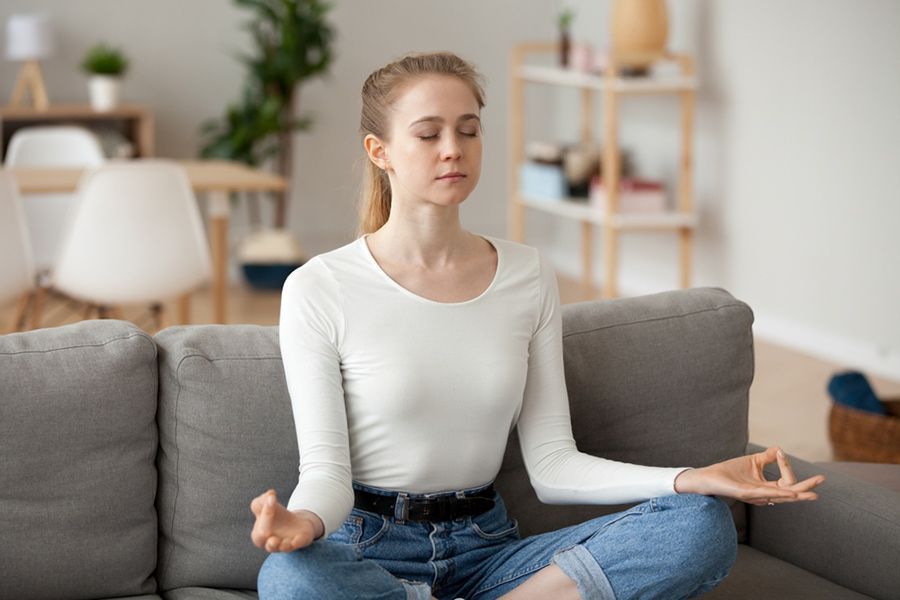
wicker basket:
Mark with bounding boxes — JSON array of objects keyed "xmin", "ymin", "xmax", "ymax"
[{"xmin": 829, "ymin": 397, "xmax": 900, "ymax": 463}]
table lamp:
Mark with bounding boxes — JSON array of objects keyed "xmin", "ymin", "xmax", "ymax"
[{"xmin": 6, "ymin": 13, "xmax": 55, "ymax": 111}]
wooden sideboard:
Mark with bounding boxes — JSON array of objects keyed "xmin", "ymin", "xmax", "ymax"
[{"xmin": 0, "ymin": 103, "xmax": 154, "ymax": 160}]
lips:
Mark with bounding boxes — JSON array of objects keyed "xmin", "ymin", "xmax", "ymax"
[{"xmin": 438, "ymin": 172, "xmax": 465, "ymax": 179}]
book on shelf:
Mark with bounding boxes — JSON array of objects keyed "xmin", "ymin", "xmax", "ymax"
[{"xmin": 589, "ymin": 176, "xmax": 667, "ymax": 213}]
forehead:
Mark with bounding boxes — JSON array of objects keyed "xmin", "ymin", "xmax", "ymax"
[{"xmin": 392, "ymin": 75, "xmax": 479, "ymax": 123}]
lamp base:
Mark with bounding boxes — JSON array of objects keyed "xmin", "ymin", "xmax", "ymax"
[{"xmin": 9, "ymin": 60, "xmax": 50, "ymax": 111}]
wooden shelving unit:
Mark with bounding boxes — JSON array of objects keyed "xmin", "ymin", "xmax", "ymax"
[
  {"xmin": 508, "ymin": 42, "xmax": 697, "ymax": 299},
  {"xmin": 0, "ymin": 103, "xmax": 155, "ymax": 161}
]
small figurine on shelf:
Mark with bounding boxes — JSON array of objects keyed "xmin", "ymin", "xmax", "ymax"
[{"xmin": 557, "ymin": 7, "xmax": 575, "ymax": 68}]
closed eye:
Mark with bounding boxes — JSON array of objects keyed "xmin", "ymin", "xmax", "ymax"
[{"xmin": 419, "ymin": 132, "xmax": 479, "ymax": 140}]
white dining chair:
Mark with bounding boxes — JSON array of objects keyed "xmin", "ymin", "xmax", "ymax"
[
  {"xmin": 51, "ymin": 160, "xmax": 212, "ymax": 330},
  {"xmin": 0, "ymin": 169, "xmax": 37, "ymax": 332},
  {"xmin": 4, "ymin": 126, "xmax": 106, "ymax": 275}
]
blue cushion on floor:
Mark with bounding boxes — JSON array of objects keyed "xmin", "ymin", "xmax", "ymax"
[{"xmin": 827, "ymin": 371, "xmax": 888, "ymax": 415}]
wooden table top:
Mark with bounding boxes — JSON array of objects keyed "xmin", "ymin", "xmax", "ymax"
[{"xmin": 7, "ymin": 159, "xmax": 288, "ymax": 194}]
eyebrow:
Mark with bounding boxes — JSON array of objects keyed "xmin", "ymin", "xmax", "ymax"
[{"xmin": 408, "ymin": 114, "xmax": 481, "ymax": 128}]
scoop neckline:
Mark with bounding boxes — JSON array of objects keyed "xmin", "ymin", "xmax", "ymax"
[{"xmin": 358, "ymin": 233, "xmax": 502, "ymax": 306}]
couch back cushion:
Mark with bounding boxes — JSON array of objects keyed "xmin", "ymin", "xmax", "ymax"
[
  {"xmin": 0, "ymin": 320, "xmax": 158, "ymax": 600},
  {"xmin": 154, "ymin": 324, "xmax": 295, "ymax": 591},
  {"xmin": 495, "ymin": 287, "xmax": 753, "ymax": 542}
]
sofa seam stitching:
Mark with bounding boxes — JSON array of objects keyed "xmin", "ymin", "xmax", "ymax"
[
  {"xmin": 562, "ymin": 303, "xmax": 751, "ymax": 339},
  {"xmin": 0, "ymin": 330, "xmax": 154, "ymax": 356},
  {"xmin": 161, "ymin": 352, "xmax": 188, "ymax": 583}
]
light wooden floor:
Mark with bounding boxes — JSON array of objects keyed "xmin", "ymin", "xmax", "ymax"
[{"xmin": 6, "ymin": 272, "xmax": 899, "ymax": 464}]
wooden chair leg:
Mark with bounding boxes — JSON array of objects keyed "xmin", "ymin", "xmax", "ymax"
[
  {"xmin": 177, "ymin": 294, "xmax": 191, "ymax": 325},
  {"xmin": 10, "ymin": 290, "xmax": 32, "ymax": 332},
  {"xmin": 109, "ymin": 306, "xmax": 125, "ymax": 320},
  {"xmin": 150, "ymin": 303, "xmax": 168, "ymax": 333},
  {"xmin": 82, "ymin": 303, "xmax": 96, "ymax": 321},
  {"xmin": 30, "ymin": 286, "xmax": 47, "ymax": 330}
]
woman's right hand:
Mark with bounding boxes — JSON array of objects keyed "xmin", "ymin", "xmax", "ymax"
[{"xmin": 250, "ymin": 489, "xmax": 324, "ymax": 552}]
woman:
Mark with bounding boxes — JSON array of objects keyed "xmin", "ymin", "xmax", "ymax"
[{"xmin": 251, "ymin": 51, "xmax": 825, "ymax": 600}]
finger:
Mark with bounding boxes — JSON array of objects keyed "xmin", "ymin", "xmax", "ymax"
[
  {"xmin": 279, "ymin": 537, "xmax": 295, "ymax": 552},
  {"xmin": 775, "ymin": 448, "xmax": 798, "ymax": 486},
  {"xmin": 782, "ymin": 475, "xmax": 826, "ymax": 494},
  {"xmin": 250, "ymin": 492, "xmax": 268, "ymax": 516},
  {"xmin": 748, "ymin": 484, "xmax": 798, "ymax": 501},
  {"xmin": 759, "ymin": 446, "xmax": 780, "ymax": 466},
  {"xmin": 265, "ymin": 535, "xmax": 282, "ymax": 553},
  {"xmin": 770, "ymin": 490, "xmax": 819, "ymax": 504}
]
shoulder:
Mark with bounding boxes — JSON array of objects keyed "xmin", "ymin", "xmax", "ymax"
[
  {"xmin": 282, "ymin": 237, "xmax": 361, "ymax": 297},
  {"xmin": 482, "ymin": 234, "xmax": 543, "ymax": 271}
]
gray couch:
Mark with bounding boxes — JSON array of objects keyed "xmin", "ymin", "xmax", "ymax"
[{"xmin": 1, "ymin": 287, "xmax": 896, "ymax": 600}]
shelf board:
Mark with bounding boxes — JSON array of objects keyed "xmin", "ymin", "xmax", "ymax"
[
  {"xmin": 517, "ymin": 194, "xmax": 697, "ymax": 230},
  {"xmin": 517, "ymin": 64, "xmax": 697, "ymax": 94}
]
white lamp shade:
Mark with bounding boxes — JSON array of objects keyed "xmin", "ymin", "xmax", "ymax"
[{"xmin": 6, "ymin": 13, "xmax": 55, "ymax": 61}]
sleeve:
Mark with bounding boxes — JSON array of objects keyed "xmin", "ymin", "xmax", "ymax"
[
  {"xmin": 516, "ymin": 251, "xmax": 694, "ymax": 505},
  {"xmin": 279, "ymin": 258, "xmax": 355, "ymax": 538}
]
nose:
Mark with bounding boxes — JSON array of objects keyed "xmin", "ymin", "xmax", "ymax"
[{"xmin": 440, "ymin": 134, "xmax": 462, "ymax": 161}]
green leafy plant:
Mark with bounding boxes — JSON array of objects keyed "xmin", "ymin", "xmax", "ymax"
[
  {"xmin": 81, "ymin": 43, "xmax": 129, "ymax": 76},
  {"xmin": 558, "ymin": 8, "xmax": 575, "ymax": 30},
  {"xmin": 199, "ymin": 0, "xmax": 335, "ymax": 178}
]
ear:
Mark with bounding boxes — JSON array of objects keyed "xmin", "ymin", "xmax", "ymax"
[{"xmin": 364, "ymin": 134, "xmax": 390, "ymax": 170}]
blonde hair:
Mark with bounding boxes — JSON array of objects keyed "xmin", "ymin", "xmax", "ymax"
[{"xmin": 356, "ymin": 51, "xmax": 487, "ymax": 236}]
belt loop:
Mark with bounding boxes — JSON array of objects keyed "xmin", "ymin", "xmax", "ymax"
[{"xmin": 395, "ymin": 492, "xmax": 409, "ymax": 522}]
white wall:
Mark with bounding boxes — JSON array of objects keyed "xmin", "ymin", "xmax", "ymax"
[
  {"xmin": 551, "ymin": 0, "xmax": 900, "ymax": 381},
  {"xmin": 2, "ymin": 1, "xmax": 898, "ymax": 380}
]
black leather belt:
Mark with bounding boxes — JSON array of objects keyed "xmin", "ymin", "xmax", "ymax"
[{"xmin": 353, "ymin": 483, "xmax": 496, "ymax": 522}]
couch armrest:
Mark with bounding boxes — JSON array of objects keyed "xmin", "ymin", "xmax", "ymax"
[{"xmin": 745, "ymin": 442, "xmax": 900, "ymax": 600}]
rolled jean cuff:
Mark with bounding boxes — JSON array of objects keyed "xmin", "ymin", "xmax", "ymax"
[
  {"xmin": 400, "ymin": 578, "xmax": 432, "ymax": 600},
  {"xmin": 551, "ymin": 543, "xmax": 617, "ymax": 600}
]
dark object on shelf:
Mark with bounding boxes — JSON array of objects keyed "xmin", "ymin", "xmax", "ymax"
[
  {"xmin": 242, "ymin": 263, "xmax": 303, "ymax": 290},
  {"xmin": 827, "ymin": 371, "xmax": 888, "ymax": 415},
  {"xmin": 558, "ymin": 8, "xmax": 574, "ymax": 68},
  {"xmin": 566, "ymin": 181, "xmax": 591, "ymax": 199}
]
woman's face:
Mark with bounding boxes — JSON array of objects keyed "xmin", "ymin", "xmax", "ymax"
[{"xmin": 366, "ymin": 74, "xmax": 483, "ymax": 208}]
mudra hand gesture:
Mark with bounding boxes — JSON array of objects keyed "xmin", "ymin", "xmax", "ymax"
[
  {"xmin": 674, "ymin": 446, "xmax": 826, "ymax": 506},
  {"xmin": 250, "ymin": 489, "xmax": 325, "ymax": 553}
]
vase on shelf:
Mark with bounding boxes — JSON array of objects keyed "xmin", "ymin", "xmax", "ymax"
[
  {"xmin": 88, "ymin": 75, "xmax": 121, "ymax": 111},
  {"xmin": 610, "ymin": 0, "xmax": 669, "ymax": 70}
]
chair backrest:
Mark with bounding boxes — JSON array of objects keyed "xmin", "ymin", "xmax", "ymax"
[
  {"xmin": 52, "ymin": 160, "xmax": 212, "ymax": 304},
  {"xmin": 5, "ymin": 126, "xmax": 106, "ymax": 167},
  {"xmin": 5, "ymin": 126, "xmax": 107, "ymax": 272},
  {"xmin": 0, "ymin": 169, "xmax": 35, "ymax": 305}
]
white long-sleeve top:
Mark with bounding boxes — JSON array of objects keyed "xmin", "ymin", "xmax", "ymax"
[{"xmin": 279, "ymin": 233, "xmax": 692, "ymax": 538}]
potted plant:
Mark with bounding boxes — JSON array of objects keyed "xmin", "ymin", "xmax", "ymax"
[
  {"xmin": 199, "ymin": 0, "xmax": 335, "ymax": 290},
  {"xmin": 81, "ymin": 42, "xmax": 129, "ymax": 111},
  {"xmin": 558, "ymin": 8, "xmax": 575, "ymax": 67}
]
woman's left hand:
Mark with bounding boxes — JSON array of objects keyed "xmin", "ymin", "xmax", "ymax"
[{"xmin": 674, "ymin": 446, "xmax": 826, "ymax": 505}]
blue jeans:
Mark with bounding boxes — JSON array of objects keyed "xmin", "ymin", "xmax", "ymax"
[{"xmin": 258, "ymin": 479, "xmax": 737, "ymax": 600}]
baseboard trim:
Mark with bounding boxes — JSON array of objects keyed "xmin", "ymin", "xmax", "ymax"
[{"xmin": 548, "ymin": 256, "xmax": 900, "ymax": 384}]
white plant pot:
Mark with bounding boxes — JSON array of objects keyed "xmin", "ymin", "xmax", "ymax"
[{"xmin": 88, "ymin": 75, "xmax": 121, "ymax": 111}]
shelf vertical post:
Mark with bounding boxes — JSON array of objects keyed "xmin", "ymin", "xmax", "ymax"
[
  {"xmin": 676, "ymin": 53, "xmax": 695, "ymax": 289},
  {"xmin": 602, "ymin": 58, "xmax": 622, "ymax": 299},
  {"xmin": 579, "ymin": 86, "xmax": 594, "ymax": 298},
  {"xmin": 509, "ymin": 44, "xmax": 526, "ymax": 242}
]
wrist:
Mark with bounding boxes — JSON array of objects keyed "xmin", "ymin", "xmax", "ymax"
[
  {"xmin": 674, "ymin": 467, "xmax": 703, "ymax": 495},
  {"xmin": 291, "ymin": 509, "xmax": 325, "ymax": 540}
]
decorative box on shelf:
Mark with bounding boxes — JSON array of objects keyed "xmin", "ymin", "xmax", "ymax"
[
  {"xmin": 589, "ymin": 176, "xmax": 666, "ymax": 213},
  {"xmin": 518, "ymin": 161, "xmax": 566, "ymax": 201}
]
